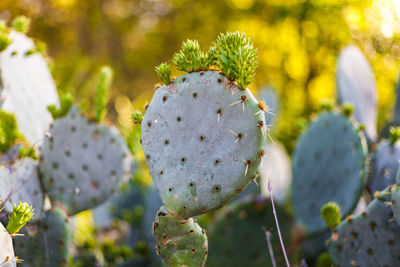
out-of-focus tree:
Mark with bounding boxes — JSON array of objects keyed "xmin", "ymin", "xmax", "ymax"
[{"xmin": 0, "ymin": 0, "xmax": 399, "ymax": 152}]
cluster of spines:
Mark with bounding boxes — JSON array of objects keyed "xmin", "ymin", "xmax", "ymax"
[{"xmin": 154, "ymin": 32, "xmax": 258, "ymax": 90}]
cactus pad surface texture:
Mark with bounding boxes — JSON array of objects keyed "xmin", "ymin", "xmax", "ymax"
[
  {"xmin": 0, "ymin": 31, "xmax": 59, "ymax": 144},
  {"xmin": 329, "ymin": 186, "xmax": 400, "ymax": 267},
  {"xmin": 39, "ymin": 114, "xmax": 132, "ymax": 215},
  {"xmin": 153, "ymin": 206, "xmax": 208, "ymax": 267},
  {"xmin": 141, "ymin": 71, "xmax": 266, "ymax": 218},
  {"xmin": 0, "ymin": 222, "xmax": 16, "ymax": 267},
  {"xmin": 292, "ymin": 110, "xmax": 367, "ymax": 234}
]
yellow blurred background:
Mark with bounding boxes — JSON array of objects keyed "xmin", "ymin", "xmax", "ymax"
[{"xmin": 1, "ymin": 0, "xmax": 400, "ymax": 152}]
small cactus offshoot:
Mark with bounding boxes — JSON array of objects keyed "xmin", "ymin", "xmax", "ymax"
[
  {"xmin": 131, "ymin": 111, "xmax": 143, "ymax": 124},
  {"xmin": 6, "ymin": 202, "xmax": 34, "ymax": 235},
  {"xmin": 342, "ymin": 103, "xmax": 354, "ymax": 117},
  {"xmin": 390, "ymin": 127, "xmax": 400, "ymax": 146},
  {"xmin": 155, "ymin": 62, "xmax": 172, "ymax": 85},
  {"xmin": 321, "ymin": 202, "xmax": 341, "ymax": 229},
  {"xmin": 318, "ymin": 99, "xmax": 334, "ymax": 112},
  {"xmin": 94, "ymin": 66, "xmax": 114, "ymax": 123},
  {"xmin": 12, "ymin": 16, "xmax": 31, "ymax": 34},
  {"xmin": 47, "ymin": 92, "xmax": 74, "ymax": 120},
  {"xmin": 214, "ymin": 32, "xmax": 258, "ymax": 89},
  {"xmin": 172, "ymin": 39, "xmax": 211, "ymax": 72}
]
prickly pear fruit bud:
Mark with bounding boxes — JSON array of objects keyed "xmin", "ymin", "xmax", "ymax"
[
  {"xmin": 153, "ymin": 206, "xmax": 208, "ymax": 267},
  {"xmin": 320, "ymin": 202, "xmax": 341, "ymax": 229},
  {"xmin": 6, "ymin": 202, "xmax": 34, "ymax": 235}
]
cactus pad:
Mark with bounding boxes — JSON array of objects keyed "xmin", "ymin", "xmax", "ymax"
[
  {"xmin": 0, "ymin": 158, "xmax": 44, "ymax": 218},
  {"xmin": 329, "ymin": 186, "xmax": 400, "ymax": 266},
  {"xmin": 292, "ymin": 111, "xmax": 367, "ymax": 234},
  {"xmin": 39, "ymin": 114, "xmax": 132, "ymax": 215},
  {"xmin": 336, "ymin": 45, "xmax": 377, "ymax": 142},
  {"xmin": 368, "ymin": 140, "xmax": 400, "ymax": 194},
  {"xmin": 14, "ymin": 208, "xmax": 71, "ymax": 266},
  {"xmin": 0, "ymin": 222, "xmax": 15, "ymax": 267},
  {"xmin": 153, "ymin": 206, "xmax": 208, "ymax": 267},
  {"xmin": 141, "ymin": 71, "xmax": 266, "ymax": 218},
  {"xmin": 0, "ymin": 31, "xmax": 59, "ymax": 144},
  {"xmin": 207, "ymin": 196, "xmax": 295, "ymax": 267}
]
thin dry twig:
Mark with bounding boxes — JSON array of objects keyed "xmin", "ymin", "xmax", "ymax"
[{"xmin": 262, "ymin": 227, "xmax": 277, "ymax": 267}]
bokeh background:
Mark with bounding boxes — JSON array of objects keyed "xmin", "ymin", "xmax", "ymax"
[{"xmin": 2, "ymin": 0, "xmax": 400, "ymax": 154}]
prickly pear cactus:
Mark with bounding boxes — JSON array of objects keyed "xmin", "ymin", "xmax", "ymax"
[
  {"xmin": 0, "ymin": 31, "xmax": 59, "ymax": 144},
  {"xmin": 329, "ymin": 186, "xmax": 400, "ymax": 267},
  {"xmin": 0, "ymin": 158, "xmax": 44, "ymax": 218},
  {"xmin": 368, "ymin": 131, "xmax": 400, "ymax": 194},
  {"xmin": 391, "ymin": 167, "xmax": 400, "ymax": 225},
  {"xmin": 142, "ymin": 71, "xmax": 266, "ymax": 218},
  {"xmin": 336, "ymin": 45, "xmax": 377, "ymax": 142},
  {"xmin": 292, "ymin": 110, "xmax": 367, "ymax": 234},
  {"xmin": 207, "ymin": 196, "xmax": 295, "ymax": 267},
  {"xmin": 0, "ymin": 222, "xmax": 16, "ymax": 267},
  {"xmin": 13, "ymin": 208, "xmax": 71, "ymax": 266},
  {"xmin": 39, "ymin": 114, "xmax": 132, "ymax": 215},
  {"xmin": 259, "ymin": 142, "xmax": 291, "ymax": 204},
  {"xmin": 153, "ymin": 206, "xmax": 208, "ymax": 267}
]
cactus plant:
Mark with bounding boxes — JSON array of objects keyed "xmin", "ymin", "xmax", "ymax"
[
  {"xmin": 328, "ymin": 186, "xmax": 400, "ymax": 266},
  {"xmin": 207, "ymin": 196, "xmax": 295, "ymax": 267},
  {"xmin": 391, "ymin": 166, "xmax": 400, "ymax": 226},
  {"xmin": 292, "ymin": 109, "xmax": 367, "ymax": 234},
  {"xmin": 39, "ymin": 114, "xmax": 132, "ymax": 215},
  {"xmin": 0, "ymin": 30, "xmax": 59, "ymax": 144},
  {"xmin": 153, "ymin": 206, "xmax": 208, "ymax": 267},
  {"xmin": 336, "ymin": 45, "xmax": 377, "ymax": 142},
  {"xmin": 13, "ymin": 208, "xmax": 71, "ymax": 266},
  {"xmin": 367, "ymin": 127, "xmax": 400, "ymax": 194}
]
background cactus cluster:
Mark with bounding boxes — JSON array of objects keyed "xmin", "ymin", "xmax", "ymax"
[{"xmin": 2, "ymin": 11, "xmax": 400, "ymax": 267}]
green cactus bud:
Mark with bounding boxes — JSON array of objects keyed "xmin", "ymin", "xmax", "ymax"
[
  {"xmin": 172, "ymin": 39, "xmax": 212, "ymax": 72},
  {"xmin": 320, "ymin": 202, "xmax": 341, "ymax": 229},
  {"xmin": 155, "ymin": 62, "xmax": 172, "ymax": 85},
  {"xmin": 214, "ymin": 32, "xmax": 257, "ymax": 89},
  {"xmin": 12, "ymin": 16, "xmax": 31, "ymax": 34},
  {"xmin": 94, "ymin": 66, "xmax": 113, "ymax": 123},
  {"xmin": 0, "ymin": 33, "xmax": 11, "ymax": 52},
  {"xmin": 6, "ymin": 202, "xmax": 34, "ymax": 235},
  {"xmin": 390, "ymin": 126, "xmax": 400, "ymax": 146},
  {"xmin": 316, "ymin": 251, "xmax": 333, "ymax": 267},
  {"xmin": 131, "ymin": 111, "xmax": 144, "ymax": 124},
  {"xmin": 318, "ymin": 99, "xmax": 334, "ymax": 112},
  {"xmin": 18, "ymin": 145, "xmax": 37, "ymax": 160},
  {"xmin": 342, "ymin": 103, "xmax": 354, "ymax": 117}
]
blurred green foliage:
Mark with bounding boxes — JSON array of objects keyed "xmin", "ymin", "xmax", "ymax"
[{"xmin": 1, "ymin": 0, "xmax": 399, "ymax": 153}]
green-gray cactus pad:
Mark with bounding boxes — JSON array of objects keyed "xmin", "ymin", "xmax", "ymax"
[
  {"xmin": 141, "ymin": 71, "xmax": 266, "ymax": 218},
  {"xmin": 39, "ymin": 114, "xmax": 132, "ymax": 215},
  {"xmin": 0, "ymin": 31, "xmax": 59, "ymax": 144},
  {"xmin": 207, "ymin": 196, "xmax": 295, "ymax": 267},
  {"xmin": 0, "ymin": 222, "xmax": 16, "ymax": 267},
  {"xmin": 292, "ymin": 111, "xmax": 367, "ymax": 234},
  {"xmin": 153, "ymin": 206, "xmax": 208, "ymax": 267},
  {"xmin": 368, "ymin": 140, "xmax": 400, "ymax": 194},
  {"xmin": 0, "ymin": 158, "xmax": 44, "ymax": 218},
  {"xmin": 391, "ymin": 168, "xmax": 400, "ymax": 226},
  {"xmin": 329, "ymin": 186, "xmax": 400, "ymax": 267},
  {"xmin": 14, "ymin": 208, "xmax": 71, "ymax": 266}
]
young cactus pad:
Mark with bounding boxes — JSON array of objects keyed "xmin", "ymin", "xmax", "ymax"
[
  {"xmin": 336, "ymin": 45, "xmax": 377, "ymax": 142},
  {"xmin": 39, "ymin": 114, "xmax": 132, "ymax": 215},
  {"xmin": 141, "ymin": 71, "xmax": 267, "ymax": 218},
  {"xmin": 329, "ymin": 187, "xmax": 400, "ymax": 266},
  {"xmin": 153, "ymin": 206, "xmax": 208, "ymax": 267},
  {"xmin": 292, "ymin": 111, "xmax": 367, "ymax": 234},
  {"xmin": 13, "ymin": 208, "xmax": 71, "ymax": 266},
  {"xmin": 367, "ymin": 137, "xmax": 400, "ymax": 194},
  {"xmin": 0, "ymin": 222, "xmax": 16, "ymax": 267},
  {"xmin": 0, "ymin": 158, "xmax": 44, "ymax": 218},
  {"xmin": 0, "ymin": 31, "xmax": 59, "ymax": 144},
  {"xmin": 207, "ymin": 196, "xmax": 295, "ymax": 267}
]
